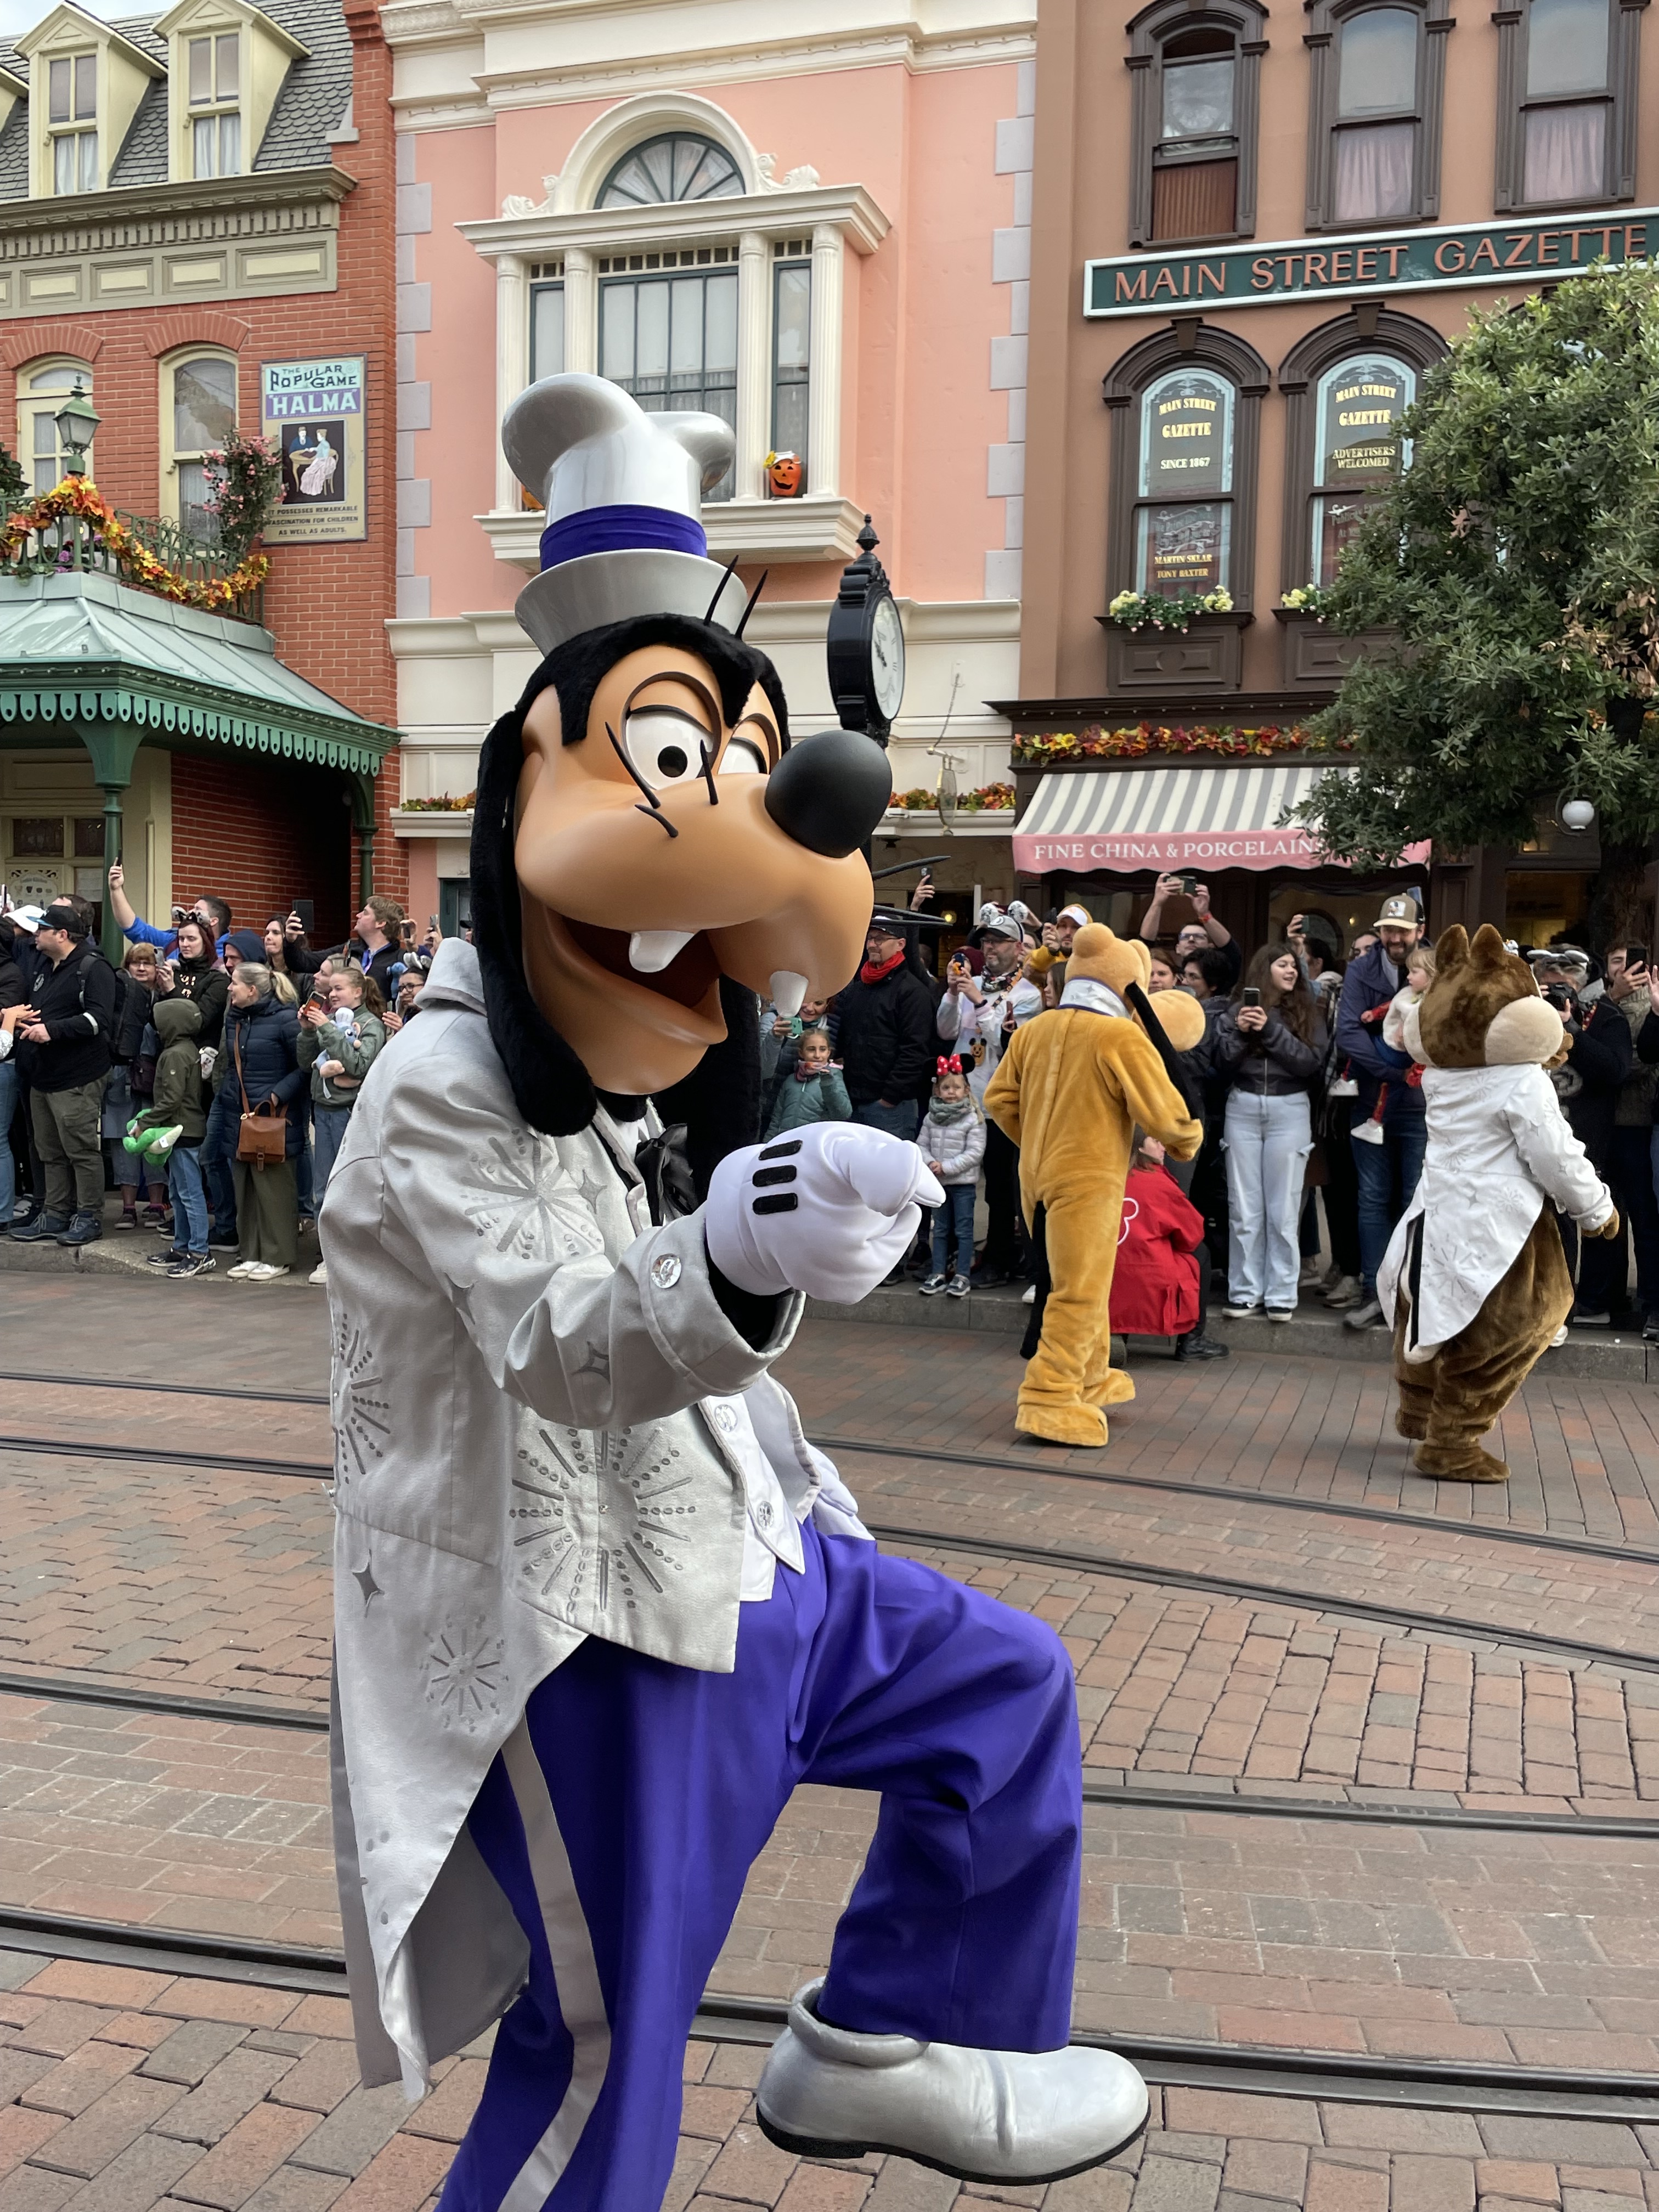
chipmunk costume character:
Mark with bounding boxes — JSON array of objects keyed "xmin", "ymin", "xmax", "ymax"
[
  {"xmin": 985, "ymin": 926, "xmax": 1204, "ymax": 1448},
  {"xmin": 322, "ymin": 376, "xmax": 1148, "ymax": 2212},
  {"xmin": 1379, "ymin": 924, "xmax": 1617, "ymax": 1482}
]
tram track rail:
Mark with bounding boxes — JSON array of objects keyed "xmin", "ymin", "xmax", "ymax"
[
  {"xmin": 0, "ymin": 1906, "xmax": 1656, "ymax": 2120},
  {"xmin": 9, "ymin": 1367, "xmax": 1659, "ymax": 1578},
  {"xmin": 9, "ymin": 1662, "xmax": 1659, "ymax": 1840}
]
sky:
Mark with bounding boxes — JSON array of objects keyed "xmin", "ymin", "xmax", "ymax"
[{"xmin": 0, "ymin": 0, "xmax": 133, "ymax": 48}]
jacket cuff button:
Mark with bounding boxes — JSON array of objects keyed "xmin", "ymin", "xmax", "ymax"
[{"xmin": 650, "ymin": 1254, "xmax": 682, "ymax": 1289}]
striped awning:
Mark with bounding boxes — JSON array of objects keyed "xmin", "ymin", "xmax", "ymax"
[{"xmin": 1012, "ymin": 759, "xmax": 1427, "ymax": 875}]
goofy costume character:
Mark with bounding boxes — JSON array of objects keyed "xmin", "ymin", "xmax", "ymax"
[{"xmin": 323, "ymin": 375, "xmax": 1148, "ymax": 2212}]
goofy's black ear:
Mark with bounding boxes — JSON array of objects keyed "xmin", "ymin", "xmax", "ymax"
[{"xmin": 469, "ymin": 704, "xmax": 598, "ymax": 1136}]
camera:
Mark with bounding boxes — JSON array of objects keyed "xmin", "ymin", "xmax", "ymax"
[{"xmin": 1542, "ymin": 981, "xmax": 1576, "ymax": 1014}]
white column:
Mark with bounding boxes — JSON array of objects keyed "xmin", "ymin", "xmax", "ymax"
[
  {"xmin": 493, "ymin": 253, "xmax": 528, "ymax": 512},
  {"xmin": 564, "ymin": 246, "xmax": 597, "ymax": 376},
  {"xmin": 808, "ymin": 222, "xmax": 844, "ymax": 498},
  {"xmin": 735, "ymin": 228, "xmax": 771, "ymax": 504}
]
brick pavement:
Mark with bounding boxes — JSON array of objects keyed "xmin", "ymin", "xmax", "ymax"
[{"xmin": 7, "ymin": 1953, "xmax": 1659, "ymax": 2212}]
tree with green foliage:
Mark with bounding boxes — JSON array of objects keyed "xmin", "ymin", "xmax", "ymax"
[{"xmin": 1296, "ymin": 260, "xmax": 1659, "ymax": 949}]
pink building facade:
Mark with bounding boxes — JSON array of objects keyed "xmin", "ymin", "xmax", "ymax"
[{"xmin": 381, "ymin": 0, "xmax": 1037, "ymax": 926}]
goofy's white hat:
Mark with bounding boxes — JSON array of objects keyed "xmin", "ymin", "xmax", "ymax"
[{"xmin": 503, "ymin": 374, "xmax": 748, "ymax": 656}]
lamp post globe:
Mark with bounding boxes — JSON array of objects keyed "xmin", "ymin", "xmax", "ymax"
[{"xmin": 53, "ymin": 381, "xmax": 100, "ymax": 478}]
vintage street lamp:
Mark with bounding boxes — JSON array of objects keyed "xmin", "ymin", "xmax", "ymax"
[
  {"xmin": 1556, "ymin": 792, "xmax": 1596, "ymax": 834},
  {"xmin": 53, "ymin": 381, "xmax": 100, "ymax": 477}
]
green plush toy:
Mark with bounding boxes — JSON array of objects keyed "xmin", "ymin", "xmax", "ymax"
[{"xmin": 122, "ymin": 1116, "xmax": 183, "ymax": 1162}]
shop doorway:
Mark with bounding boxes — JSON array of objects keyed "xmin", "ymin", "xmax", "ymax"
[{"xmin": 1504, "ymin": 870, "xmax": 1592, "ymax": 950}]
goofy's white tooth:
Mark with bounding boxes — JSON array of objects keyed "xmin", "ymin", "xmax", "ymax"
[
  {"xmin": 629, "ymin": 930, "xmax": 695, "ymax": 974},
  {"xmin": 770, "ymin": 969, "xmax": 809, "ymax": 1019}
]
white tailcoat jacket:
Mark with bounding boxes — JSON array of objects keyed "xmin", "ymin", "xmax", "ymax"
[
  {"xmin": 320, "ymin": 940, "xmax": 857, "ymax": 2092},
  {"xmin": 1378, "ymin": 1059, "xmax": 1612, "ymax": 1358}
]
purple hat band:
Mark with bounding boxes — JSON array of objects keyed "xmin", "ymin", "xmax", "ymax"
[{"xmin": 539, "ymin": 504, "xmax": 708, "ymax": 571}]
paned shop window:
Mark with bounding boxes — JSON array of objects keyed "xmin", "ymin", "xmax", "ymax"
[
  {"xmin": 1133, "ymin": 367, "xmax": 1236, "ymax": 595},
  {"xmin": 1126, "ymin": 0, "xmax": 1266, "ymax": 250},
  {"xmin": 771, "ymin": 246, "xmax": 811, "ymax": 468},
  {"xmin": 166, "ymin": 353, "xmax": 238, "ymax": 540},
  {"xmin": 16, "ymin": 360, "xmax": 94, "ymax": 493},
  {"xmin": 1304, "ymin": 0, "xmax": 1451, "ymax": 228},
  {"xmin": 1495, "ymin": 0, "xmax": 1641, "ymax": 208},
  {"xmin": 1310, "ymin": 353, "xmax": 1415, "ymax": 583}
]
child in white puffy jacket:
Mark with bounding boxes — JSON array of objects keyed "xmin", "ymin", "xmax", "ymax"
[{"xmin": 918, "ymin": 1056, "xmax": 988, "ymax": 1297}]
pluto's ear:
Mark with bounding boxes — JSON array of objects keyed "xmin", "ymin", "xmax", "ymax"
[{"xmin": 1434, "ymin": 924, "xmax": 1469, "ymax": 973}]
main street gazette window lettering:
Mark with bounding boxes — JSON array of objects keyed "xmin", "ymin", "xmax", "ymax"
[
  {"xmin": 1311, "ymin": 352, "xmax": 1414, "ymax": 580},
  {"xmin": 1134, "ymin": 367, "xmax": 1235, "ymax": 594}
]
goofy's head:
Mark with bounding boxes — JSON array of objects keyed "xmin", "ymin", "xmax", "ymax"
[{"xmin": 470, "ymin": 376, "xmax": 890, "ymax": 1162}]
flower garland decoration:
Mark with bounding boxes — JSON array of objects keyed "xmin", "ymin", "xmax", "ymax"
[
  {"xmin": 0, "ymin": 479, "xmax": 269, "ymax": 613},
  {"xmin": 1011, "ymin": 722, "xmax": 1345, "ymax": 765},
  {"xmin": 1107, "ymin": 585, "xmax": 1233, "ymax": 630},
  {"xmin": 890, "ymin": 782, "xmax": 1017, "ymax": 812}
]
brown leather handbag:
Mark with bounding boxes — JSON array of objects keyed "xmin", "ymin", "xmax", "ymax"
[{"xmin": 233, "ymin": 1024, "xmax": 287, "ymax": 1168}]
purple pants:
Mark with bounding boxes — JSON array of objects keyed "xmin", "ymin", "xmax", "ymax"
[{"xmin": 435, "ymin": 1523, "xmax": 1082, "ymax": 2212}]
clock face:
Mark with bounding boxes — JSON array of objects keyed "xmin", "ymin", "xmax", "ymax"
[{"xmin": 870, "ymin": 594, "xmax": 906, "ymax": 720}]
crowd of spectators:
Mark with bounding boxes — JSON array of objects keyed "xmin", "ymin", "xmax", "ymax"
[
  {"xmin": 755, "ymin": 870, "xmax": 1658, "ymax": 1355},
  {"xmin": 0, "ymin": 867, "xmax": 445, "ymax": 1279}
]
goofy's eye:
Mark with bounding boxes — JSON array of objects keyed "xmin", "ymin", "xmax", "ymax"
[
  {"xmin": 719, "ymin": 735, "xmax": 768, "ymax": 776},
  {"xmin": 624, "ymin": 710, "xmax": 708, "ymax": 789}
]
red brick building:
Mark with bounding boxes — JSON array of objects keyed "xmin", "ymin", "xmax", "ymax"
[{"xmin": 0, "ymin": 0, "xmax": 400, "ymax": 947}]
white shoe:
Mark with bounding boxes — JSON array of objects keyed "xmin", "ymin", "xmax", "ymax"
[
  {"xmin": 1021, "ymin": 1283, "xmax": 1036, "ymax": 1305},
  {"xmin": 1548, "ymin": 1323, "xmax": 1568, "ymax": 1348},
  {"xmin": 755, "ymin": 1979, "xmax": 1149, "ymax": 2186},
  {"xmin": 309, "ymin": 1261, "xmax": 329, "ymax": 1286},
  {"xmin": 226, "ymin": 1260, "xmax": 257, "ymax": 1279},
  {"xmin": 253, "ymin": 1263, "xmax": 291, "ymax": 1280}
]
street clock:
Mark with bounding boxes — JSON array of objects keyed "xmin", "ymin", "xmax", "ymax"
[{"xmin": 826, "ymin": 516, "xmax": 905, "ymax": 745}]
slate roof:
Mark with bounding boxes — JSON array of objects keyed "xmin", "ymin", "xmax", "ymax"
[{"xmin": 0, "ymin": 0, "xmax": 349, "ymax": 201}]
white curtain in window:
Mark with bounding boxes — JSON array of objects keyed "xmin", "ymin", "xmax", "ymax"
[
  {"xmin": 1522, "ymin": 101, "xmax": 1605, "ymax": 199},
  {"xmin": 1333, "ymin": 120, "xmax": 1415, "ymax": 220}
]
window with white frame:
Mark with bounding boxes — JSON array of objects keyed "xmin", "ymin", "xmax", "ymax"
[
  {"xmin": 598, "ymin": 244, "xmax": 738, "ymax": 498},
  {"xmin": 166, "ymin": 353, "xmax": 238, "ymax": 539},
  {"xmin": 597, "ymin": 132, "xmax": 742, "ymax": 208},
  {"xmin": 530, "ymin": 261, "xmax": 565, "ymax": 381},
  {"xmin": 187, "ymin": 30, "xmax": 240, "ymax": 177},
  {"xmin": 771, "ymin": 240, "xmax": 810, "ymax": 472},
  {"xmin": 46, "ymin": 52, "xmax": 97, "ymax": 193},
  {"xmin": 17, "ymin": 361, "xmax": 94, "ymax": 492}
]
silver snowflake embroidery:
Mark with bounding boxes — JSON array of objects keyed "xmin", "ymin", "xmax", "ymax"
[
  {"xmin": 422, "ymin": 1616, "xmax": 508, "ymax": 1734},
  {"xmin": 510, "ymin": 1425, "xmax": 695, "ymax": 1618},
  {"xmin": 462, "ymin": 1134, "xmax": 602, "ymax": 1263},
  {"xmin": 333, "ymin": 1317, "xmax": 391, "ymax": 1490}
]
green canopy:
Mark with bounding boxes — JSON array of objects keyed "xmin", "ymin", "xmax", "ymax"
[{"xmin": 0, "ymin": 570, "xmax": 399, "ymax": 954}]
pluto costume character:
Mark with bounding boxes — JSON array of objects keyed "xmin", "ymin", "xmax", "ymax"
[
  {"xmin": 321, "ymin": 377, "xmax": 1149, "ymax": 2212},
  {"xmin": 985, "ymin": 926, "xmax": 1204, "ymax": 1447},
  {"xmin": 1378, "ymin": 924, "xmax": 1617, "ymax": 1482}
]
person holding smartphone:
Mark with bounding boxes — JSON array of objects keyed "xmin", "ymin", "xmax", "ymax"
[
  {"xmin": 1137, "ymin": 872, "xmax": 1241, "ymax": 989},
  {"xmin": 1211, "ymin": 944, "xmax": 1328, "ymax": 1319}
]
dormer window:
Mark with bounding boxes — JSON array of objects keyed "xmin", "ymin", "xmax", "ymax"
[
  {"xmin": 188, "ymin": 30, "xmax": 238, "ymax": 175},
  {"xmin": 47, "ymin": 50, "xmax": 97, "ymax": 193}
]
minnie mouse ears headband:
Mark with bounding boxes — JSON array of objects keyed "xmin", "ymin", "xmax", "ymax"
[{"xmin": 935, "ymin": 1056, "xmax": 963, "ymax": 1078}]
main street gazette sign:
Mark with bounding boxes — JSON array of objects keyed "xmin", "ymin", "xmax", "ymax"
[{"xmin": 1084, "ymin": 208, "xmax": 1658, "ymax": 318}]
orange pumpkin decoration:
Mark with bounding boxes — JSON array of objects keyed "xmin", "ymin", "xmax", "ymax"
[{"xmin": 765, "ymin": 450, "xmax": 804, "ymax": 498}]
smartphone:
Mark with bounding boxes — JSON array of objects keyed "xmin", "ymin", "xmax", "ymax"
[
  {"xmin": 290, "ymin": 898, "xmax": 315, "ymax": 933},
  {"xmin": 1242, "ymin": 985, "xmax": 1261, "ymax": 1006},
  {"xmin": 428, "ymin": 914, "xmax": 438, "ymax": 930},
  {"xmin": 1628, "ymin": 949, "xmax": 1649, "ymax": 971},
  {"xmin": 1180, "ymin": 873, "xmax": 1199, "ymax": 896}
]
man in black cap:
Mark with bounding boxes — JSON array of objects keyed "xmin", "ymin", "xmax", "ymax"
[
  {"xmin": 11, "ymin": 901, "xmax": 115, "ymax": 1246},
  {"xmin": 836, "ymin": 908, "xmax": 939, "ymax": 1143}
]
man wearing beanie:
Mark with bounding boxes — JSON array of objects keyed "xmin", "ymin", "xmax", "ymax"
[{"xmin": 12, "ymin": 901, "xmax": 115, "ymax": 1247}]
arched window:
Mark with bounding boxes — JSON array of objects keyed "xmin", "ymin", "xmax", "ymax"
[
  {"xmin": 596, "ymin": 133, "xmax": 743, "ymax": 210},
  {"xmin": 15, "ymin": 360, "xmax": 94, "ymax": 493},
  {"xmin": 1103, "ymin": 323, "xmax": 1268, "ymax": 619},
  {"xmin": 1134, "ymin": 366, "xmax": 1237, "ymax": 595},
  {"xmin": 1309, "ymin": 353, "xmax": 1415, "ymax": 584},
  {"xmin": 1495, "ymin": 0, "xmax": 1641, "ymax": 208},
  {"xmin": 1126, "ymin": 0, "xmax": 1266, "ymax": 249},
  {"xmin": 163, "ymin": 352, "xmax": 238, "ymax": 539},
  {"xmin": 1305, "ymin": 0, "xmax": 1451, "ymax": 228},
  {"xmin": 1277, "ymin": 310, "xmax": 1447, "ymax": 600}
]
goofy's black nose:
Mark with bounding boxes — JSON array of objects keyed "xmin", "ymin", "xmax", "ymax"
[{"xmin": 764, "ymin": 727, "xmax": 893, "ymax": 858}]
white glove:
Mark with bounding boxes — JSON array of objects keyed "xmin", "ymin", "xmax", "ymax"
[{"xmin": 705, "ymin": 1122, "xmax": 944, "ymax": 1304}]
